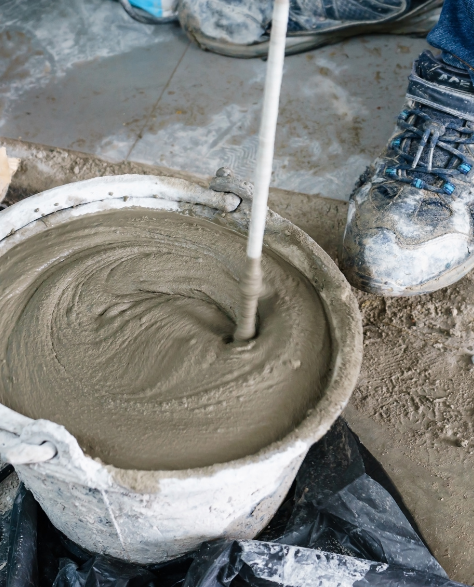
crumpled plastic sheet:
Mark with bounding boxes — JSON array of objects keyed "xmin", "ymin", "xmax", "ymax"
[
  {"xmin": 1, "ymin": 468, "xmax": 37, "ymax": 587},
  {"xmin": 184, "ymin": 540, "xmax": 466, "ymax": 587},
  {"xmin": 0, "ymin": 465, "xmax": 15, "ymax": 587},
  {"xmin": 0, "ymin": 420, "xmax": 468, "ymax": 587}
]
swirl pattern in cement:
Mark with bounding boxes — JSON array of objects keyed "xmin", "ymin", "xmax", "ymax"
[{"xmin": 0, "ymin": 210, "xmax": 330, "ymax": 470}]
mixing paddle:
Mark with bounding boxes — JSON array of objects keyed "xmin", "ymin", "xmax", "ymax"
[{"xmin": 234, "ymin": 0, "xmax": 290, "ymax": 341}]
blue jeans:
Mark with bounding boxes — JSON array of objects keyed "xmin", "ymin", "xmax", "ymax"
[{"xmin": 428, "ymin": 0, "xmax": 474, "ymax": 69}]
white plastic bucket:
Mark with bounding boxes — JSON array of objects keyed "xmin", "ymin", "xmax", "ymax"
[{"xmin": 0, "ymin": 174, "xmax": 362, "ymax": 564}]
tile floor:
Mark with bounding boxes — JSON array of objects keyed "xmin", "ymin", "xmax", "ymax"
[{"xmin": 1, "ymin": 0, "xmax": 430, "ymax": 200}]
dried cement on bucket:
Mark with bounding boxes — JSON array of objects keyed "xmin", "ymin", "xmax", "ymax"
[{"xmin": 0, "ymin": 209, "xmax": 331, "ymax": 471}]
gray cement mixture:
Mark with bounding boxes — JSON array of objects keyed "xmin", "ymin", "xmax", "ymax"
[{"xmin": 0, "ymin": 208, "xmax": 330, "ymax": 471}]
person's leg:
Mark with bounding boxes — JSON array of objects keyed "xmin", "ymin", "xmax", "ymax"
[{"xmin": 427, "ymin": 0, "xmax": 474, "ymax": 71}]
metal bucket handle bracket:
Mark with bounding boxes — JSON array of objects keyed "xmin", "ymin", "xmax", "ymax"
[{"xmin": 209, "ymin": 167, "xmax": 253, "ymax": 204}]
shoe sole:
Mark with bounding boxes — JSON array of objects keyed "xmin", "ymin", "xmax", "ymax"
[
  {"xmin": 344, "ymin": 249, "xmax": 474, "ymax": 297},
  {"xmin": 185, "ymin": 0, "xmax": 442, "ymax": 59}
]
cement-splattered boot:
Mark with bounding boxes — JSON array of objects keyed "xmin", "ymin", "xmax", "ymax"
[
  {"xmin": 341, "ymin": 50, "xmax": 474, "ymax": 296},
  {"xmin": 178, "ymin": 0, "xmax": 442, "ymax": 58}
]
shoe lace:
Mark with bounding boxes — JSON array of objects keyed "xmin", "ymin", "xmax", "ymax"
[{"xmin": 384, "ymin": 108, "xmax": 474, "ymax": 199}]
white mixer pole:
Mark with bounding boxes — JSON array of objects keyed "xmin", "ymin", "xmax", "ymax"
[{"xmin": 234, "ymin": 0, "xmax": 290, "ymax": 342}]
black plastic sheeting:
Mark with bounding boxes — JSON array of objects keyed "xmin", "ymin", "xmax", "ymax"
[{"xmin": 0, "ymin": 419, "xmax": 468, "ymax": 587}]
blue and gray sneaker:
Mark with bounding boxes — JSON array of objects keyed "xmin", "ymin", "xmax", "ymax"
[
  {"xmin": 119, "ymin": 0, "xmax": 178, "ymax": 24},
  {"xmin": 178, "ymin": 0, "xmax": 441, "ymax": 58},
  {"xmin": 341, "ymin": 50, "xmax": 474, "ymax": 296}
]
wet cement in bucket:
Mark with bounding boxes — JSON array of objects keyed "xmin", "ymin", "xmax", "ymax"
[{"xmin": 0, "ymin": 209, "xmax": 331, "ymax": 470}]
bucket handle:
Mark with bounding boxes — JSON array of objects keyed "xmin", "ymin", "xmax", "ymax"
[{"xmin": 0, "ymin": 405, "xmax": 57, "ymax": 465}]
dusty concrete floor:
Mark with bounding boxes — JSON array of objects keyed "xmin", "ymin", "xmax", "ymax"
[{"xmin": 2, "ymin": 137, "xmax": 473, "ymax": 584}]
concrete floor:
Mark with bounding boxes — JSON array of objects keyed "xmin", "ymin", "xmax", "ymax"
[
  {"xmin": 3, "ymin": 0, "xmax": 471, "ymax": 584},
  {"xmin": 1, "ymin": 0, "xmax": 429, "ymax": 201}
]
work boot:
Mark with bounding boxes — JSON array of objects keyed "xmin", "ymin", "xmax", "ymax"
[
  {"xmin": 177, "ymin": 0, "xmax": 442, "ymax": 58},
  {"xmin": 341, "ymin": 50, "xmax": 474, "ymax": 296}
]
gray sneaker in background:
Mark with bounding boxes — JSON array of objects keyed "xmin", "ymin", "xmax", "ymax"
[
  {"xmin": 341, "ymin": 50, "xmax": 474, "ymax": 296},
  {"xmin": 177, "ymin": 0, "xmax": 442, "ymax": 58}
]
